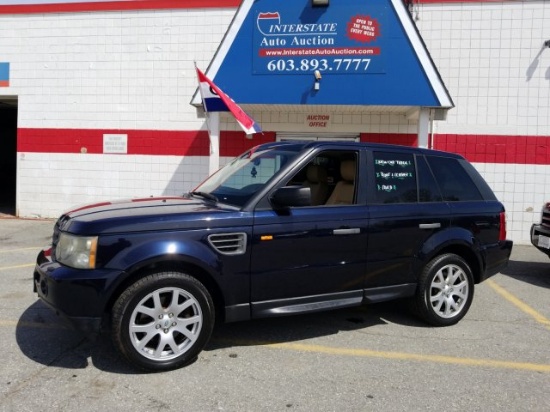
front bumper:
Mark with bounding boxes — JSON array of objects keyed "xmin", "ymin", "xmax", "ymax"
[
  {"xmin": 530, "ymin": 224, "xmax": 550, "ymax": 258},
  {"xmin": 33, "ymin": 248, "xmax": 123, "ymax": 335}
]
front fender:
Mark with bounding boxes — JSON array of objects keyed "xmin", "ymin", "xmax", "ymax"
[
  {"xmin": 99, "ymin": 231, "xmax": 220, "ymax": 274},
  {"xmin": 97, "ymin": 230, "xmax": 252, "ymax": 310}
]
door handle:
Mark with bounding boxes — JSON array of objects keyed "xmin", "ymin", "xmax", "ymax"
[
  {"xmin": 419, "ymin": 223, "xmax": 441, "ymax": 230},
  {"xmin": 333, "ymin": 228, "xmax": 361, "ymax": 235}
]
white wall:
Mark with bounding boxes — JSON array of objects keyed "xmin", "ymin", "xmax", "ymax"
[
  {"xmin": 17, "ymin": 152, "xmax": 209, "ymax": 218},
  {"xmin": 0, "ymin": 9, "xmax": 234, "ymax": 130},
  {"xmin": 415, "ymin": 0, "xmax": 550, "ymax": 244}
]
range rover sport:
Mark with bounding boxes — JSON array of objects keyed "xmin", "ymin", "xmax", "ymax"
[{"xmin": 33, "ymin": 141, "xmax": 513, "ymax": 371}]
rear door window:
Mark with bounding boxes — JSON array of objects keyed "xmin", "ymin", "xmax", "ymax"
[
  {"xmin": 416, "ymin": 155, "xmax": 443, "ymax": 202},
  {"xmin": 373, "ymin": 152, "xmax": 417, "ymax": 204}
]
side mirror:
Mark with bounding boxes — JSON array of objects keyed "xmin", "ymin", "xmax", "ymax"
[{"xmin": 270, "ymin": 186, "xmax": 311, "ymax": 209}]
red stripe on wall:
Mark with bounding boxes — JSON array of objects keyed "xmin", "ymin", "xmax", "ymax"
[
  {"xmin": 0, "ymin": 0, "xmax": 240, "ymax": 15},
  {"xmin": 18, "ymin": 128, "xmax": 210, "ymax": 156},
  {"xmin": 362, "ymin": 133, "xmax": 550, "ymax": 165},
  {"xmin": 17, "ymin": 128, "xmax": 270, "ymax": 158},
  {"xmin": 0, "ymin": 80, "xmax": 9, "ymax": 87},
  {"xmin": 220, "ymin": 131, "xmax": 277, "ymax": 158},
  {"xmin": 433, "ymin": 134, "xmax": 550, "ymax": 165},
  {"xmin": 17, "ymin": 128, "xmax": 550, "ymax": 165},
  {"xmin": 360, "ymin": 133, "xmax": 418, "ymax": 147}
]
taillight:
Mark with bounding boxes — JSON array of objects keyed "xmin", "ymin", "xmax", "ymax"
[{"xmin": 499, "ymin": 212, "xmax": 507, "ymax": 241}]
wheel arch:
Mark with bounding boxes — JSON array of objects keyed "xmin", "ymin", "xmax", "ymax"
[
  {"xmin": 103, "ymin": 256, "xmax": 227, "ymax": 326},
  {"xmin": 428, "ymin": 244, "xmax": 483, "ymax": 283},
  {"xmin": 418, "ymin": 229, "xmax": 485, "ymax": 283}
]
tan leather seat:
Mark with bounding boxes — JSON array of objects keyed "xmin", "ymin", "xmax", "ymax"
[
  {"xmin": 325, "ymin": 160, "xmax": 356, "ymax": 205},
  {"xmin": 304, "ymin": 164, "xmax": 329, "ymax": 206}
]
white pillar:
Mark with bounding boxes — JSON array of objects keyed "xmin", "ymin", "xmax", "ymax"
[
  {"xmin": 207, "ymin": 112, "xmax": 220, "ymax": 175},
  {"xmin": 417, "ymin": 107, "xmax": 430, "ymax": 148}
]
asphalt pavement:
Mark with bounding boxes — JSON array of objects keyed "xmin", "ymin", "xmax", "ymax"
[{"xmin": 0, "ymin": 218, "xmax": 549, "ymax": 412}]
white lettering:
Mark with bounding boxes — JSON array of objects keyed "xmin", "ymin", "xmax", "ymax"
[
  {"xmin": 268, "ymin": 23, "xmax": 337, "ymax": 34},
  {"xmin": 260, "ymin": 37, "xmax": 286, "ymax": 46},
  {"xmin": 290, "ymin": 36, "xmax": 334, "ymax": 46}
]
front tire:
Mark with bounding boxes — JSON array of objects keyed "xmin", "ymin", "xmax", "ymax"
[
  {"xmin": 413, "ymin": 253, "xmax": 474, "ymax": 326},
  {"xmin": 112, "ymin": 272, "xmax": 214, "ymax": 372}
]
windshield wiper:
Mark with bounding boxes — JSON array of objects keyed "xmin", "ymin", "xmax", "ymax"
[{"xmin": 189, "ymin": 191, "xmax": 218, "ymax": 203}]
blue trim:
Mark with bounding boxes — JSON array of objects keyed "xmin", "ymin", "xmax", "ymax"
[
  {"xmin": 0, "ymin": 62, "xmax": 9, "ymax": 81},
  {"xmin": 204, "ymin": 97, "xmax": 229, "ymax": 112}
]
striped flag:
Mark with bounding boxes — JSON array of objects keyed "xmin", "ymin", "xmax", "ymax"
[{"xmin": 196, "ymin": 67, "xmax": 262, "ymax": 135}]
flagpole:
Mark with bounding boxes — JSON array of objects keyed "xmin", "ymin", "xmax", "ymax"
[
  {"xmin": 195, "ymin": 62, "xmax": 221, "ymax": 174},
  {"xmin": 207, "ymin": 111, "xmax": 220, "ymax": 175}
]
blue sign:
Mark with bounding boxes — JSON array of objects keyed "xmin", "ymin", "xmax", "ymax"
[
  {"xmin": 195, "ymin": 0, "xmax": 453, "ymax": 109},
  {"xmin": 253, "ymin": 4, "xmax": 386, "ymax": 75}
]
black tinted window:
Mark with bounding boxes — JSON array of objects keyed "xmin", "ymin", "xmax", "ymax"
[
  {"xmin": 426, "ymin": 156, "xmax": 483, "ymax": 202},
  {"xmin": 373, "ymin": 152, "xmax": 417, "ymax": 204},
  {"xmin": 417, "ymin": 156, "xmax": 442, "ymax": 202}
]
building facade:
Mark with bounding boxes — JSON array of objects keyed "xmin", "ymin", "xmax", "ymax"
[{"xmin": 0, "ymin": 0, "xmax": 548, "ymax": 244}]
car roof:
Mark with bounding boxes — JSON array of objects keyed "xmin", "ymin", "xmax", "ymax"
[{"xmin": 254, "ymin": 140, "xmax": 464, "ymax": 160}]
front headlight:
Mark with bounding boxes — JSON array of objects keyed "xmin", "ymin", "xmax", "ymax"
[{"xmin": 55, "ymin": 233, "xmax": 98, "ymax": 269}]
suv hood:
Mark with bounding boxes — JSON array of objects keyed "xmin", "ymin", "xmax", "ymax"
[{"xmin": 57, "ymin": 196, "xmax": 248, "ymax": 235}]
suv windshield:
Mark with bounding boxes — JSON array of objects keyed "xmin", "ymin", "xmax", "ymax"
[{"xmin": 193, "ymin": 145, "xmax": 303, "ymax": 207}]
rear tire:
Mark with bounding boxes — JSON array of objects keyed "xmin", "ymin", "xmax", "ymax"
[
  {"xmin": 112, "ymin": 272, "xmax": 214, "ymax": 372},
  {"xmin": 413, "ymin": 253, "xmax": 474, "ymax": 326}
]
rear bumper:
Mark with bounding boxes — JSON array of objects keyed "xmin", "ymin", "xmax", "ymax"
[
  {"xmin": 479, "ymin": 239, "xmax": 513, "ymax": 282},
  {"xmin": 530, "ymin": 224, "xmax": 550, "ymax": 258}
]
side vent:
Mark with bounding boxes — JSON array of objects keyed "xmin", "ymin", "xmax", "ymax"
[{"xmin": 207, "ymin": 233, "xmax": 247, "ymax": 255}]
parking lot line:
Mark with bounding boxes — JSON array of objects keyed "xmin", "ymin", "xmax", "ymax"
[
  {"xmin": 0, "ymin": 247, "xmax": 41, "ymax": 254},
  {"xmin": 0, "ymin": 319, "xmax": 67, "ymax": 330},
  {"xmin": 486, "ymin": 278, "xmax": 550, "ymax": 331},
  {"xmin": 0, "ymin": 263, "xmax": 34, "ymax": 271},
  {"xmin": 263, "ymin": 342, "xmax": 550, "ymax": 373}
]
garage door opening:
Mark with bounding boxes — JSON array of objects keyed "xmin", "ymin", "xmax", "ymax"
[{"xmin": 0, "ymin": 97, "xmax": 18, "ymax": 216}]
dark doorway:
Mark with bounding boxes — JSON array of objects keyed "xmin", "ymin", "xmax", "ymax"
[{"xmin": 0, "ymin": 97, "xmax": 17, "ymax": 216}]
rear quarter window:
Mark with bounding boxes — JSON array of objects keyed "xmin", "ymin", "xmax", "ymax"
[{"xmin": 426, "ymin": 156, "xmax": 484, "ymax": 202}]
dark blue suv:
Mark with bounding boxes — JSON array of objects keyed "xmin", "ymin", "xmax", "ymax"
[{"xmin": 34, "ymin": 141, "xmax": 513, "ymax": 371}]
